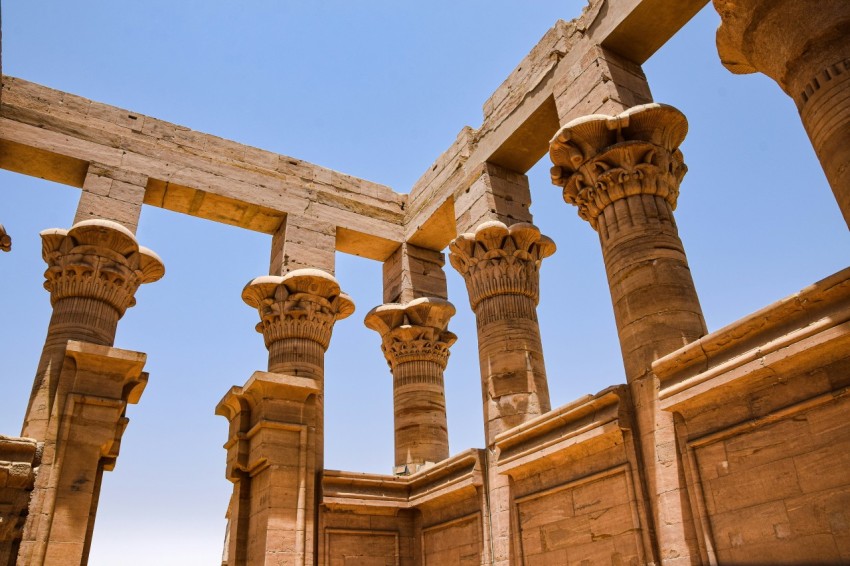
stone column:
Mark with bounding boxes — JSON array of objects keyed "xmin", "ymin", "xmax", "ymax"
[
  {"xmin": 365, "ymin": 298, "xmax": 456, "ymax": 475},
  {"xmin": 550, "ymin": 103, "xmax": 707, "ymax": 564},
  {"xmin": 14, "ymin": 219, "xmax": 162, "ymax": 566},
  {"xmin": 218, "ymin": 269, "xmax": 353, "ymax": 565},
  {"xmin": 21, "ymin": 220, "xmax": 164, "ymax": 440},
  {"xmin": 449, "ymin": 221, "xmax": 555, "ymax": 447},
  {"xmin": 714, "ymin": 0, "xmax": 850, "ymax": 228}
]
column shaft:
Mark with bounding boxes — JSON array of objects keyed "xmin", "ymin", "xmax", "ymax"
[
  {"xmin": 365, "ymin": 298, "xmax": 455, "ymax": 474},
  {"xmin": 715, "ymin": 0, "xmax": 850, "ymax": 228},
  {"xmin": 449, "ymin": 221, "xmax": 555, "ymax": 446},
  {"xmin": 221, "ymin": 269, "xmax": 353, "ymax": 565},
  {"xmin": 551, "ymin": 104, "xmax": 707, "ymax": 564}
]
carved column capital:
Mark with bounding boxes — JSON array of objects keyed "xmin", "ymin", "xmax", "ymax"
[
  {"xmin": 448, "ymin": 221, "xmax": 556, "ymax": 311},
  {"xmin": 550, "ymin": 103, "xmax": 688, "ymax": 230},
  {"xmin": 40, "ymin": 219, "xmax": 165, "ymax": 314},
  {"xmin": 365, "ymin": 298, "xmax": 457, "ymax": 371},
  {"xmin": 714, "ymin": 0, "xmax": 850, "ymax": 103},
  {"xmin": 242, "ymin": 268, "xmax": 355, "ymax": 350}
]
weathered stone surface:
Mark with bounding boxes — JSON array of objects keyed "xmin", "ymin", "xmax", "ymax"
[
  {"xmin": 365, "ymin": 298, "xmax": 456, "ymax": 473},
  {"xmin": 2, "ymin": 1, "xmax": 850, "ymax": 564},
  {"xmin": 714, "ymin": 0, "xmax": 850, "ymax": 229}
]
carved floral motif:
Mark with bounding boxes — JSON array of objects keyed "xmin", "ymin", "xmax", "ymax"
[
  {"xmin": 242, "ymin": 268, "xmax": 355, "ymax": 350},
  {"xmin": 364, "ymin": 298, "xmax": 457, "ymax": 370},
  {"xmin": 448, "ymin": 221, "xmax": 555, "ymax": 310},
  {"xmin": 549, "ymin": 103, "xmax": 688, "ymax": 230},
  {"xmin": 40, "ymin": 220, "xmax": 164, "ymax": 314}
]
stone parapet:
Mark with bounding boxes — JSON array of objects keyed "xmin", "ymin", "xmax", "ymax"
[{"xmin": 0, "ymin": 436, "xmax": 41, "ymax": 566}]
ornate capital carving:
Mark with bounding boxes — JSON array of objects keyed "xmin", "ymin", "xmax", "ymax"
[
  {"xmin": 242, "ymin": 268, "xmax": 355, "ymax": 350},
  {"xmin": 40, "ymin": 219, "xmax": 164, "ymax": 315},
  {"xmin": 449, "ymin": 221, "xmax": 555, "ymax": 311},
  {"xmin": 364, "ymin": 298, "xmax": 457, "ymax": 370},
  {"xmin": 549, "ymin": 104, "xmax": 688, "ymax": 230},
  {"xmin": 714, "ymin": 0, "xmax": 850, "ymax": 99}
]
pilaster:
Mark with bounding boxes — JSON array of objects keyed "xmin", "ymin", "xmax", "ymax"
[
  {"xmin": 714, "ymin": 0, "xmax": 850, "ymax": 229},
  {"xmin": 220, "ymin": 269, "xmax": 353, "ymax": 565},
  {"xmin": 551, "ymin": 103, "xmax": 706, "ymax": 564},
  {"xmin": 16, "ymin": 342, "xmax": 148, "ymax": 566},
  {"xmin": 365, "ymin": 298, "xmax": 456, "ymax": 474}
]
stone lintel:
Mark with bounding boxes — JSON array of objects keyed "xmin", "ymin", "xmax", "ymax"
[
  {"xmin": 656, "ymin": 266, "xmax": 850, "ymax": 419},
  {"xmin": 493, "ymin": 387, "xmax": 629, "ymax": 476}
]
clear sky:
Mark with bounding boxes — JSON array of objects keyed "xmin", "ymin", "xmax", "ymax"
[{"xmin": 1, "ymin": 2, "xmax": 847, "ymax": 564}]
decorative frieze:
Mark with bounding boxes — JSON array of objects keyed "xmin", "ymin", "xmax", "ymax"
[{"xmin": 550, "ymin": 103, "xmax": 688, "ymax": 231}]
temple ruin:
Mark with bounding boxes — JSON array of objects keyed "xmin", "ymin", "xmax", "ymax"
[{"xmin": 2, "ymin": 0, "xmax": 850, "ymax": 564}]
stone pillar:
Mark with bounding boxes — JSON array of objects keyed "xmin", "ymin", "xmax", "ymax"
[
  {"xmin": 449, "ymin": 220, "xmax": 555, "ymax": 447},
  {"xmin": 0, "ymin": 436, "xmax": 40, "ymax": 566},
  {"xmin": 21, "ymin": 220, "xmax": 164, "ymax": 440},
  {"xmin": 74, "ymin": 164, "xmax": 148, "ymax": 234},
  {"xmin": 13, "ymin": 219, "xmax": 162, "ymax": 566},
  {"xmin": 17, "ymin": 343, "xmax": 149, "ymax": 566},
  {"xmin": 550, "ymin": 103, "xmax": 706, "ymax": 564},
  {"xmin": 218, "ymin": 269, "xmax": 353, "ymax": 565},
  {"xmin": 714, "ymin": 0, "xmax": 850, "ymax": 228},
  {"xmin": 365, "ymin": 298, "xmax": 456, "ymax": 474}
]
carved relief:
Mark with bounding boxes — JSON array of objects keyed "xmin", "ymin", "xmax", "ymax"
[
  {"xmin": 364, "ymin": 298, "xmax": 457, "ymax": 370},
  {"xmin": 242, "ymin": 268, "xmax": 355, "ymax": 350},
  {"xmin": 549, "ymin": 104, "xmax": 688, "ymax": 230},
  {"xmin": 40, "ymin": 219, "xmax": 165, "ymax": 314},
  {"xmin": 448, "ymin": 221, "xmax": 556, "ymax": 311},
  {"xmin": 0, "ymin": 436, "xmax": 40, "ymax": 563}
]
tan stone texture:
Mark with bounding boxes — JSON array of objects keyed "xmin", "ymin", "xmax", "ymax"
[
  {"xmin": 365, "ymin": 299, "xmax": 456, "ymax": 473},
  {"xmin": 714, "ymin": 0, "xmax": 850, "ymax": 229},
  {"xmin": 4, "ymin": 1, "xmax": 850, "ymax": 564}
]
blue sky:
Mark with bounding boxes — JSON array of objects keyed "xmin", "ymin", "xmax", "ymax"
[{"xmin": 1, "ymin": 2, "xmax": 847, "ymax": 564}]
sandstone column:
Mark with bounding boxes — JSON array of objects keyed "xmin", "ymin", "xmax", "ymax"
[
  {"xmin": 21, "ymin": 220, "xmax": 164, "ymax": 440},
  {"xmin": 365, "ymin": 298, "xmax": 456, "ymax": 475},
  {"xmin": 551, "ymin": 103, "xmax": 706, "ymax": 564},
  {"xmin": 16, "ymin": 219, "xmax": 163, "ymax": 566},
  {"xmin": 714, "ymin": 0, "xmax": 850, "ymax": 228},
  {"xmin": 449, "ymin": 221, "xmax": 555, "ymax": 446},
  {"xmin": 449, "ymin": 221, "xmax": 555, "ymax": 566},
  {"xmin": 218, "ymin": 269, "xmax": 353, "ymax": 566}
]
